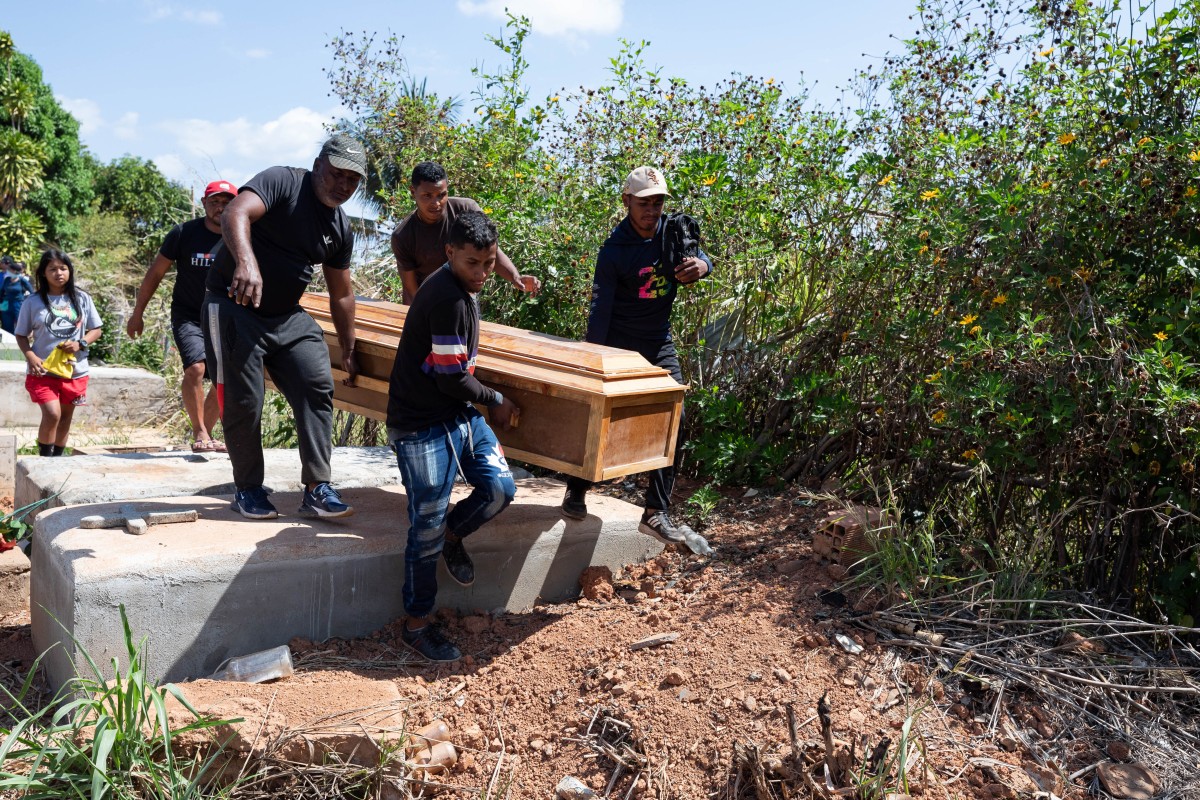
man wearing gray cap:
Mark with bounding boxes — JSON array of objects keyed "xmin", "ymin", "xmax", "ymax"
[{"xmin": 203, "ymin": 134, "xmax": 365, "ymax": 520}]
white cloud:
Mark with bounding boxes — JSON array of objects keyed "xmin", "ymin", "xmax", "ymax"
[
  {"xmin": 59, "ymin": 96, "xmax": 103, "ymax": 136},
  {"xmin": 245, "ymin": 48, "xmax": 271, "ymax": 59},
  {"xmin": 143, "ymin": 1, "xmax": 222, "ymax": 25},
  {"xmin": 153, "ymin": 106, "xmax": 346, "ymax": 195},
  {"xmin": 113, "ymin": 112, "xmax": 139, "ymax": 141},
  {"xmin": 456, "ymin": 0, "xmax": 622, "ymax": 36}
]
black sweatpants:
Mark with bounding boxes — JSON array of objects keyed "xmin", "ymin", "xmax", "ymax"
[
  {"xmin": 203, "ymin": 292, "xmax": 334, "ymax": 491},
  {"xmin": 568, "ymin": 336, "xmax": 684, "ymax": 511}
]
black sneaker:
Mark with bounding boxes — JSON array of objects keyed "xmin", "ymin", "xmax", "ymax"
[
  {"xmin": 231, "ymin": 486, "xmax": 278, "ymax": 520},
  {"xmin": 298, "ymin": 482, "xmax": 354, "ymax": 518},
  {"xmin": 401, "ymin": 624, "xmax": 462, "ymax": 662},
  {"xmin": 561, "ymin": 487, "xmax": 588, "ymax": 520},
  {"xmin": 638, "ymin": 510, "xmax": 688, "ymax": 545},
  {"xmin": 442, "ymin": 535, "xmax": 475, "ymax": 586}
]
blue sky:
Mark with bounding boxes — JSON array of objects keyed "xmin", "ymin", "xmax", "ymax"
[{"xmin": 5, "ymin": 1, "xmax": 918, "ymax": 213}]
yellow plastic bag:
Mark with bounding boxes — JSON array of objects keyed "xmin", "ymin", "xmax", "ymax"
[{"xmin": 42, "ymin": 347, "xmax": 76, "ymax": 379}]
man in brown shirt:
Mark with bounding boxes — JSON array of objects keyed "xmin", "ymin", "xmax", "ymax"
[{"xmin": 390, "ymin": 161, "xmax": 541, "ymax": 304}]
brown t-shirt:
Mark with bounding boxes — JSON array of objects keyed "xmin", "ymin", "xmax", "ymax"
[{"xmin": 390, "ymin": 197, "xmax": 481, "ymax": 286}]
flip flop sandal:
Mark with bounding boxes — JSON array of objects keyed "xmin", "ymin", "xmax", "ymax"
[
  {"xmin": 209, "ymin": 440, "xmax": 228, "ymax": 453},
  {"xmin": 192, "ymin": 439, "xmax": 216, "ymax": 453}
]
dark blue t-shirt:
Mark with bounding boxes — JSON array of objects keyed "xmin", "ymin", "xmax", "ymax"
[{"xmin": 208, "ymin": 166, "xmax": 353, "ymax": 316}]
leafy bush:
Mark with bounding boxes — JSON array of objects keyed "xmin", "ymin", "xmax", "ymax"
[{"xmin": 329, "ymin": 2, "xmax": 1199, "ymax": 617}]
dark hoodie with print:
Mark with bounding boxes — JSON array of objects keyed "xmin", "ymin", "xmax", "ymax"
[{"xmin": 584, "ymin": 215, "xmax": 713, "ymax": 348}]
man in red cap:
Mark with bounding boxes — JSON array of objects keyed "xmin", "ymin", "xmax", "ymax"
[{"xmin": 128, "ymin": 179, "xmax": 238, "ymax": 452}]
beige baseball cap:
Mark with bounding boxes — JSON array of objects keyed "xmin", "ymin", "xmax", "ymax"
[{"xmin": 623, "ymin": 166, "xmax": 671, "ymax": 198}]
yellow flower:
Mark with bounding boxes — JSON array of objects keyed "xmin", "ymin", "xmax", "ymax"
[
  {"xmin": 1186, "ymin": 186, "xmax": 1198, "ymax": 198},
  {"xmin": 438, "ymin": 124, "xmax": 447, "ymax": 131},
  {"xmin": 959, "ymin": 314, "xmax": 978, "ymax": 326},
  {"xmin": 1057, "ymin": 133, "xmax": 1076, "ymax": 145},
  {"xmin": 544, "ymin": 164, "xmax": 552, "ymax": 171},
  {"xmin": 485, "ymin": 161, "xmax": 494, "ymax": 167},
  {"xmin": 1141, "ymin": 177, "xmax": 1153, "ymax": 187},
  {"xmin": 918, "ymin": 245, "xmax": 929, "ymax": 255},
  {"xmin": 514, "ymin": 172, "xmax": 524, "ymax": 179},
  {"xmin": 969, "ymin": 325, "xmax": 982, "ymax": 335},
  {"xmin": 550, "ymin": 95, "xmax": 560, "ymax": 103},
  {"xmin": 766, "ymin": 77, "xmax": 776, "ymax": 85},
  {"xmin": 1148, "ymin": 460, "xmax": 1161, "ymax": 476},
  {"xmin": 1131, "ymin": 442, "xmax": 1142, "ymax": 455},
  {"xmin": 925, "ymin": 371, "xmax": 941, "ymax": 383},
  {"xmin": 878, "ymin": 174, "xmax": 893, "ymax": 186},
  {"xmin": 1154, "ymin": 331, "xmax": 1168, "ymax": 341},
  {"xmin": 702, "ymin": 175, "xmax": 718, "ymax": 186},
  {"xmin": 962, "ymin": 449, "xmax": 979, "ymax": 461},
  {"xmin": 1137, "ymin": 136, "xmax": 1152, "ymax": 146},
  {"xmin": 1039, "ymin": 47, "xmax": 1054, "ymax": 56},
  {"xmin": 564, "ymin": 234, "xmax": 572, "ymax": 242},
  {"xmin": 483, "ymin": 207, "xmax": 493, "ymax": 214},
  {"xmin": 992, "ymin": 293, "xmax": 1008, "ymax": 305},
  {"xmin": 932, "ymin": 410, "xmax": 947, "ymax": 423},
  {"xmin": 1046, "ymin": 276, "xmax": 1062, "ymax": 289},
  {"xmin": 1182, "ymin": 461, "xmax": 1195, "ymax": 475},
  {"xmin": 1040, "ymin": 181, "xmax": 1052, "ymax": 190},
  {"xmin": 921, "ymin": 189, "xmax": 940, "ymax": 201},
  {"xmin": 918, "ymin": 230, "xmax": 930, "ymax": 240},
  {"xmin": 1097, "ymin": 158, "xmax": 1111, "ymax": 167},
  {"xmin": 1189, "ymin": 150, "xmax": 1200, "ymax": 162}
]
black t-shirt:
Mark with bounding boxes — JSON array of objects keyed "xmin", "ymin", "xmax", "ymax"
[
  {"xmin": 208, "ymin": 166, "xmax": 353, "ymax": 316},
  {"xmin": 387, "ymin": 265, "xmax": 500, "ymax": 435},
  {"xmin": 160, "ymin": 217, "xmax": 221, "ymax": 323},
  {"xmin": 390, "ymin": 197, "xmax": 480, "ymax": 286}
]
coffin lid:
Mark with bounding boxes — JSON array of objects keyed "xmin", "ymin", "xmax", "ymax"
[{"xmin": 301, "ymin": 293, "xmax": 672, "ymax": 384}]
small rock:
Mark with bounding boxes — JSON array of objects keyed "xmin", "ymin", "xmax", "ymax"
[
  {"xmin": 630, "ymin": 632, "xmax": 679, "ymax": 651},
  {"xmin": 776, "ymin": 558, "xmax": 805, "ymax": 575},
  {"xmin": 998, "ymin": 736, "xmax": 1019, "ymax": 752},
  {"xmin": 772, "ymin": 668, "xmax": 792, "ymax": 683},
  {"xmin": 663, "ymin": 668, "xmax": 686, "ymax": 686},
  {"xmin": 1107, "ymin": 740, "xmax": 1132, "ymax": 761},
  {"xmin": 743, "ymin": 488, "xmax": 759, "ymax": 498},
  {"xmin": 579, "ymin": 566, "xmax": 615, "ymax": 602},
  {"xmin": 861, "ymin": 676, "xmax": 878, "ymax": 690},
  {"xmin": 748, "ymin": 671, "xmax": 763, "ymax": 682},
  {"xmin": 528, "ymin": 737, "xmax": 545, "ymax": 751},
  {"xmin": 983, "ymin": 784, "xmax": 1015, "ymax": 800},
  {"xmin": 640, "ymin": 578, "xmax": 657, "ymax": 597},
  {"xmin": 678, "ymin": 688, "xmax": 697, "ymax": 702},
  {"xmin": 848, "ymin": 708, "xmax": 867, "ymax": 726},
  {"xmin": 1034, "ymin": 721, "xmax": 1054, "ymax": 739},
  {"xmin": 743, "ymin": 695, "xmax": 758, "ymax": 713},
  {"xmin": 802, "ymin": 633, "xmax": 826, "ymax": 649},
  {"xmin": 1096, "ymin": 762, "xmax": 1162, "ymax": 800},
  {"xmin": 826, "ymin": 563, "xmax": 849, "ymax": 581},
  {"xmin": 460, "ymin": 723, "xmax": 485, "ymax": 748},
  {"xmin": 949, "ymin": 703, "xmax": 971, "ymax": 721},
  {"xmin": 610, "ymin": 682, "xmax": 632, "ymax": 697},
  {"xmin": 462, "ymin": 615, "xmax": 490, "ymax": 635}
]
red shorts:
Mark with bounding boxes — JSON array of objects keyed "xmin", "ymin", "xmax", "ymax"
[{"xmin": 26, "ymin": 374, "xmax": 89, "ymax": 405}]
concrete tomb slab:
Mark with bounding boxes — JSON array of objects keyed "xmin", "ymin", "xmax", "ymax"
[
  {"xmin": 31, "ymin": 479, "xmax": 661, "ymax": 691},
  {"xmin": 0, "ymin": 361, "xmax": 168, "ymax": 428},
  {"xmin": 16, "ymin": 446, "xmax": 402, "ymax": 513}
]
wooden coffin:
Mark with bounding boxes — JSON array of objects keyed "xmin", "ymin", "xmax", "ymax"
[{"xmin": 292, "ymin": 293, "xmax": 686, "ymax": 482}]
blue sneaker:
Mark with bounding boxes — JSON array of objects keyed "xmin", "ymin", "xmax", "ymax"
[
  {"xmin": 231, "ymin": 486, "xmax": 278, "ymax": 520},
  {"xmin": 298, "ymin": 482, "xmax": 354, "ymax": 518}
]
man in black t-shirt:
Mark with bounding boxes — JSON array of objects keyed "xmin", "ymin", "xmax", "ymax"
[
  {"xmin": 202, "ymin": 135, "xmax": 365, "ymax": 521},
  {"xmin": 128, "ymin": 179, "xmax": 237, "ymax": 452},
  {"xmin": 390, "ymin": 161, "xmax": 540, "ymax": 304}
]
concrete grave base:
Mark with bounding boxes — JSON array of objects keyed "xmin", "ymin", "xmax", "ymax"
[
  {"xmin": 31, "ymin": 479, "xmax": 661, "ymax": 690},
  {"xmin": 16, "ymin": 446, "xmax": 403, "ymax": 513},
  {"xmin": 0, "ymin": 361, "xmax": 168, "ymax": 428}
]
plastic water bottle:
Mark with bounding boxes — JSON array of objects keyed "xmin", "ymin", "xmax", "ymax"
[{"xmin": 209, "ymin": 645, "xmax": 294, "ymax": 683}]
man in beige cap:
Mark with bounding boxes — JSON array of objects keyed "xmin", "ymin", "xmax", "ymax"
[{"xmin": 561, "ymin": 166, "xmax": 713, "ymax": 544}]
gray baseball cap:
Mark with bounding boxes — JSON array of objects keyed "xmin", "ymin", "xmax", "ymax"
[{"xmin": 319, "ymin": 134, "xmax": 368, "ymax": 178}]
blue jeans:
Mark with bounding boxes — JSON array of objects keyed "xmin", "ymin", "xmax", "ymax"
[{"xmin": 393, "ymin": 407, "xmax": 516, "ymax": 618}]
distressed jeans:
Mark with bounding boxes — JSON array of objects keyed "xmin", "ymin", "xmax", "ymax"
[{"xmin": 393, "ymin": 407, "xmax": 516, "ymax": 618}]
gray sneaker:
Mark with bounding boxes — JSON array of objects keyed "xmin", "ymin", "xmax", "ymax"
[{"xmin": 638, "ymin": 510, "xmax": 688, "ymax": 545}]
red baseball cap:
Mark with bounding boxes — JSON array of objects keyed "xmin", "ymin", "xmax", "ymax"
[{"xmin": 203, "ymin": 180, "xmax": 238, "ymax": 198}]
